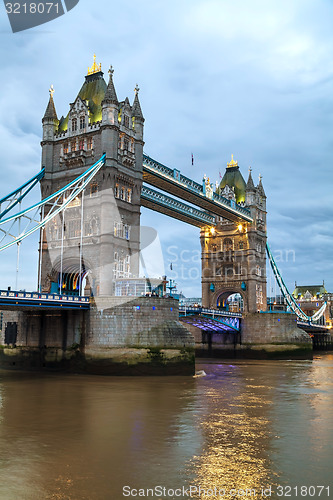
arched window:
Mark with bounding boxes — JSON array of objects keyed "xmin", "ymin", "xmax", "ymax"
[
  {"xmin": 90, "ymin": 182, "xmax": 98, "ymax": 197},
  {"xmin": 71, "ymin": 141, "xmax": 76, "ymax": 152},
  {"xmin": 72, "ymin": 118, "xmax": 77, "ymax": 132},
  {"xmin": 124, "ymin": 115, "xmax": 130, "ymax": 128},
  {"xmin": 223, "ymin": 238, "xmax": 233, "ymax": 252},
  {"xmin": 79, "ymin": 139, "xmax": 84, "ymax": 151},
  {"xmin": 87, "ymin": 137, "xmax": 93, "ymax": 149},
  {"xmin": 63, "ymin": 143, "xmax": 68, "ymax": 154},
  {"xmin": 80, "ymin": 116, "xmax": 85, "ymax": 129},
  {"xmin": 239, "ymin": 241, "xmax": 244, "ymax": 249}
]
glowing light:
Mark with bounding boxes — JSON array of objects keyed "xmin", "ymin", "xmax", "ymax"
[
  {"xmin": 237, "ymin": 224, "xmax": 243, "ymax": 232},
  {"xmin": 210, "ymin": 227, "xmax": 215, "ymax": 235}
]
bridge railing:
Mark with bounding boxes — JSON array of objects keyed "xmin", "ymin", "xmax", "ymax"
[
  {"xmin": 0, "ymin": 290, "xmax": 90, "ymax": 304},
  {"xmin": 179, "ymin": 305, "xmax": 242, "ymax": 318}
]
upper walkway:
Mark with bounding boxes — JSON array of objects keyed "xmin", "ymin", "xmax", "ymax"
[{"xmin": 142, "ymin": 155, "xmax": 253, "ymax": 224}]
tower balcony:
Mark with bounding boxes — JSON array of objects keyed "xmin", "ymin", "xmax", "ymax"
[
  {"xmin": 118, "ymin": 148, "xmax": 135, "ymax": 168},
  {"xmin": 60, "ymin": 149, "xmax": 94, "ymax": 168}
]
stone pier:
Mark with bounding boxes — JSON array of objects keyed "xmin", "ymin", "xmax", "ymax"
[
  {"xmin": 0, "ymin": 297, "xmax": 195, "ymax": 375},
  {"xmin": 188, "ymin": 312, "xmax": 313, "ymax": 359}
]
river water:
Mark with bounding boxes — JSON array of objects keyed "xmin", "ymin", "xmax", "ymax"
[{"xmin": 0, "ymin": 355, "xmax": 332, "ymax": 500}]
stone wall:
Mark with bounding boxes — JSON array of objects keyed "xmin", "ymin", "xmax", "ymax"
[
  {"xmin": 182, "ymin": 311, "xmax": 313, "ymax": 359},
  {"xmin": 0, "ymin": 297, "xmax": 195, "ymax": 375}
]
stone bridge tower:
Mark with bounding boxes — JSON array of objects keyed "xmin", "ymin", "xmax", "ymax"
[
  {"xmin": 201, "ymin": 156, "xmax": 267, "ymax": 313},
  {"xmin": 39, "ymin": 56, "xmax": 144, "ymax": 296}
]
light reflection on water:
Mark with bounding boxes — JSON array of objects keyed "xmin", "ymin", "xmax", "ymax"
[{"xmin": 0, "ymin": 355, "xmax": 332, "ymax": 499}]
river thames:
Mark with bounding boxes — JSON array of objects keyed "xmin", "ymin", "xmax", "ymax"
[{"xmin": 0, "ymin": 354, "xmax": 332, "ymax": 499}]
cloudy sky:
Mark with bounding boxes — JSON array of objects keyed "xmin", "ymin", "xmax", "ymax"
[{"xmin": 0, "ymin": 0, "xmax": 332, "ymax": 297}]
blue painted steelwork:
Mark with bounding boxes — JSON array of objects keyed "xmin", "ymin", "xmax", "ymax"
[
  {"xmin": 0, "ymin": 154, "xmax": 106, "ymax": 252},
  {"xmin": 143, "ymin": 154, "xmax": 252, "ymax": 222},
  {"xmin": 0, "ymin": 289, "xmax": 90, "ymax": 309},
  {"xmin": 266, "ymin": 243, "xmax": 327, "ymax": 322},
  {"xmin": 141, "ymin": 185, "xmax": 216, "ymax": 227},
  {"xmin": 0, "ymin": 168, "xmax": 45, "ymax": 220}
]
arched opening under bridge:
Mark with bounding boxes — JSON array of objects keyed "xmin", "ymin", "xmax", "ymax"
[{"xmin": 216, "ymin": 291, "xmax": 244, "ymax": 313}]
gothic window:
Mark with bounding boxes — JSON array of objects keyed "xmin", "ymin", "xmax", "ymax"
[
  {"xmin": 79, "ymin": 139, "xmax": 84, "ymax": 151},
  {"xmin": 125, "ymin": 255, "xmax": 130, "ymax": 274},
  {"xmin": 223, "ymin": 238, "xmax": 233, "ymax": 252},
  {"xmin": 126, "ymin": 189, "xmax": 132, "ymax": 203},
  {"xmin": 114, "ymin": 221, "xmax": 131, "ymax": 240},
  {"xmin": 87, "ymin": 137, "xmax": 93, "ymax": 149},
  {"xmin": 114, "ymin": 183, "xmax": 119, "ymax": 198},
  {"xmin": 80, "ymin": 116, "xmax": 85, "ymax": 129},
  {"xmin": 72, "ymin": 118, "xmax": 77, "ymax": 132},
  {"xmin": 239, "ymin": 241, "xmax": 244, "ymax": 249},
  {"xmin": 212, "ymin": 244, "xmax": 217, "ymax": 252},
  {"xmin": 90, "ymin": 182, "xmax": 98, "ymax": 197},
  {"xmin": 124, "ymin": 115, "xmax": 130, "ymax": 128},
  {"xmin": 121, "ymin": 187, "xmax": 125, "ymax": 200},
  {"xmin": 71, "ymin": 141, "xmax": 76, "ymax": 152},
  {"xmin": 256, "ymin": 266, "xmax": 262, "ymax": 276},
  {"xmin": 124, "ymin": 139, "xmax": 129, "ymax": 151},
  {"xmin": 114, "ymin": 222, "xmax": 124, "ymax": 238},
  {"xmin": 85, "ymin": 215, "xmax": 99, "ymax": 236},
  {"xmin": 67, "ymin": 219, "xmax": 81, "ymax": 238},
  {"xmin": 63, "ymin": 143, "xmax": 68, "ymax": 154}
]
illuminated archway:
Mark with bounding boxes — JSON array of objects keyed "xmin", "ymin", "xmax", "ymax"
[{"xmin": 216, "ymin": 291, "xmax": 244, "ymax": 313}]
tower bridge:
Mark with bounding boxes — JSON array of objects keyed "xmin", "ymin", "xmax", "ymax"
[{"xmin": 0, "ymin": 57, "xmax": 331, "ymax": 372}]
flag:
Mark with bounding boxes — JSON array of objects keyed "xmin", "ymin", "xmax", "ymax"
[{"xmin": 191, "ymin": 153, "xmax": 194, "ymax": 166}]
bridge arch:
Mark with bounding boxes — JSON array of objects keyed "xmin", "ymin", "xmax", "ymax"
[
  {"xmin": 47, "ymin": 256, "xmax": 94, "ymax": 296},
  {"xmin": 213, "ymin": 288, "xmax": 246, "ymax": 313}
]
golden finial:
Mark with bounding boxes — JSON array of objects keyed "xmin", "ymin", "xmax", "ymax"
[
  {"xmin": 259, "ymin": 173, "xmax": 262, "ymax": 181},
  {"xmin": 87, "ymin": 54, "xmax": 102, "ymax": 75},
  {"xmin": 134, "ymin": 84, "xmax": 140, "ymax": 95},
  {"xmin": 108, "ymin": 65, "xmax": 114, "ymax": 77},
  {"xmin": 249, "ymin": 166, "xmax": 252, "ymax": 173},
  {"xmin": 227, "ymin": 154, "xmax": 238, "ymax": 168},
  {"xmin": 49, "ymin": 84, "xmax": 54, "ymax": 98}
]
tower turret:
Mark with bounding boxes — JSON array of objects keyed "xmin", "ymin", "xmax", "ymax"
[
  {"xmin": 41, "ymin": 85, "xmax": 59, "ymax": 173},
  {"xmin": 132, "ymin": 84, "xmax": 145, "ymax": 172},
  {"xmin": 101, "ymin": 65, "xmax": 119, "ymax": 160}
]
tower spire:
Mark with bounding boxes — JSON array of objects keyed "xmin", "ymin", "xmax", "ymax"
[
  {"xmin": 102, "ymin": 65, "xmax": 118, "ymax": 104},
  {"xmin": 246, "ymin": 166, "xmax": 255, "ymax": 190},
  {"xmin": 43, "ymin": 84, "xmax": 58, "ymax": 121},
  {"xmin": 258, "ymin": 174, "xmax": 266, "ymax": 197},
  {"xmin": 132, "ymin": 84, "xmax": 144, "ymax": 119}
]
